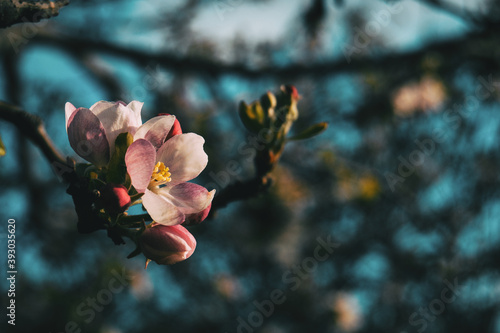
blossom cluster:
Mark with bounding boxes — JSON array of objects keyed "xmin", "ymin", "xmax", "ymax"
[{"xmin": 65, "ymin": 101, "xmax": 214, "ymax": 267}]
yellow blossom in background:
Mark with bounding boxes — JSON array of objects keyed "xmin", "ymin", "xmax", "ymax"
[
  {"xmin": 358, "ymin": 175, "xmax": 381, "ymax": 200},
  {"xmin": 320, "ymin": 150, "xmax": 381, "ymax": 202},
  {"xmin": 335, "ymin": 168, "xmax": 381, "ymax": 202}
]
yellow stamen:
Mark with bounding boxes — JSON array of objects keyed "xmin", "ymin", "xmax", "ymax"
[{"xmin": 150, "ymin": 162, "xmax": 171, "ymax": 186}]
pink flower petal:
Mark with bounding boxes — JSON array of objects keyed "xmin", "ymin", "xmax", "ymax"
[
  {"xmin": 65, "ymin": 102, "xmax": 77, "ymax": 131},
  {"xmin": 67, "ymin": 108, "xmax": 110, "ymax": 167},
  {"xmin": 133, "ymin": 115, "xmax": 175, "ymax": 150},
  {"xmin": 184, "ymin": 203, "xmax": 212, "ymax": 225},
  {"xmin": 156, "ymin": 133, "xmax": 208, "ymax": 184},
  {"xmin": 158, "ymin": 113, "xmax": 183, "ymax": 140},
  {"xmin": 163, "ymin": 182, "xmax": 215, "ymax": 215},
  {"xmin": 125, "ymin": 139, "xmax": 157, "ymax": 193},
  {"xmin": 143, "ymin": 189, "xmax": 185, "ymax": 226}
]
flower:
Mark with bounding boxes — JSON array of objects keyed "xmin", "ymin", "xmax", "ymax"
[
  {"xmin": 65, "ymin": 101, "xmax": 143, "ymax": 167},
  {"xmin": 125, "ymin": 114, "xmax": 215, "ymax": 226},
  {"xmin": 66, "ymin": 100, "xmax": 213, "ymax": 226},
  {"xmin": 140, "ymin": 224, "xmax": 196, "ymax": 266}
]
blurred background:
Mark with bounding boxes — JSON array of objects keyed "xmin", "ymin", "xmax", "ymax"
[{"xmin": 1, "ymin": 0, "xmax": 500, "ymax": 332}]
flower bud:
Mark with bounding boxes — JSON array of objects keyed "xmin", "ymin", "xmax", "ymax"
[
  {"xmin": 238, "ymin": 100, "xmax": 265, "ymax": 134},
  {"xmin": 100, "ymin": 184, "xmax": 131, "ymax": 215},
  {"xmin": 260, "ymin": 91, "xmax": 277, "ymax": 111},
  {"xmin": 140, "ymin": 224, "xmax": 196, "ymax": 266},
  {"xmin": 158, "ymin": 113, "xmax": 182, "ymax": 140},
  {"xmin": 260, "ymin": 91, "xmax": 277, "ymax": 126},
  {"xmin": 281, "ymin": 85, "xmax": 300, "ymax": 101},
  {"xmin": 183, "ymin": 203, "xmax": 212, "ymax": 226}
]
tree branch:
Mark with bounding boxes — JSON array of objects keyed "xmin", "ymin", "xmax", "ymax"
[
  {"xmin": 31, "ymin": 29, "xmax": 500, "ymax": 80},
  {"xmin": 0, "ymin": 0, "xmax": 69, "ymax": 29},
  {"xmin": 209, "ymin": 176, "xmax": 272, "ymax": 217},
  {"xmin": 0, "ymin": 100, "xmax": 67, "ymax": 166}
]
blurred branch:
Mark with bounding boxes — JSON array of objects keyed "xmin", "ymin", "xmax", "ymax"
[
  {"xmin": 0, "ymin": 0, "xmax": 69, "ymax": 29},
  {"xmin": 0, "ymin": 100, "xmax": 67, "ymax": 166},
  {"xmin": 32, "ymin": 29, "xmax": 500, "ymax": 80},
  {"xmin": 75, "ymin": 53, "xmax": 124, "ymax": 101},
  {"xmin": 210, "ymin": 176, "xmax": 272, "ymax": 216}
]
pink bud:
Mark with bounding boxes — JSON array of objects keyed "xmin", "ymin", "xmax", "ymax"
[
  {"xmin": 283, "ymin": 85, "xmax": 300, "ymax": 101},
  {"xmin": 140, "ymin": 224, "xmax": 196, "ymax": 266},
  {"xmin": 183, "ymin": 203, "xmax": 212, "ymax": 226},
  {"xmin": 100, "ymin": 184, "xmax": 131, "ymax": 215},
  {"xmin": 158, "ymin": 113, "xmax": 182, "ymax": 140}
]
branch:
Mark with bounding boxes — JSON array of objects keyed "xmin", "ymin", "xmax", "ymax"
[
  {"xmin": 31, "ymin": 29, "xmax": 500, "ymax": 80},
  {"xmin": 0, "ymin": 100, "xmax": 67, "ymax": 166},
  {"xmin": 210, "ymin": 176, "xmax": 272, "ymax": 216},
  {"xmin": 0, "ymin": 0, "xmax": 69, "ymax": 29},
  {"xmin": 73, "ymin": 53, "xmax": 124, "ymax": 101}
]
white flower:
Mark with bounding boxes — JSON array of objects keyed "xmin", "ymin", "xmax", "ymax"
[{"xmin": 65, "ymin": 101, "xmax": 143, "ymax": 167}]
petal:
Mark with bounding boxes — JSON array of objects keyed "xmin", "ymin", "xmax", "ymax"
[
  {"xmin": 156, "ymin": 133, "xmax": 208, "ymax": 184},
  {"xmin": 162, "ymin": 183, "xmax": 215, "ymax": 215},
  {"xmin": 125, "ymin": 139, "xmax": 157, "ymax": 193},
  {"xmin": 127, "ymin": 100, "xmax": 144, "ymax": 127},
  {"xmin": 143, "ymin": 189, "xmax": 185, "ymax": 226},
  {"xmin": 67, "ymin": 108, "xmax": 110, "ymax": 167},
  {"xmin": 184, "ymin": 203, "xmax": 212, "ymax": 226},
  {"xmin": 186, "ymin": 203, "xmax": 212, "ymax": 225},
  {"xmin": 89, "ymin": 100, "xmax": 116, "ymax": 113},
  {"xmin": 134, "ymin": 115, "xmax": 175, "ymax": 150},
  {"xmin": 65, "ymin": 102, "xmax": 77, "ymax": 131},
  {"xmin": 158, "ymin": 113, "xmax": 183, "ymax": 140},
  {"xmin": 90, "ymin": 101, "xmax": 142, "ymax": 153}
]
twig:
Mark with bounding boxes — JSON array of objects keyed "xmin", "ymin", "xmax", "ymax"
[
  {"xmin": 0, "ymin": 100, "xmax": 67, "ymax": 166},
  {"xmin": 0, "ymin": 0, "xmax": 69, "ymax": 29},
  {"xmin": 30, "ymin": 29, "xmax": 500, "ymax": 80},
  {"xmin": 209, "ymin": 176, "xmax": 272, "ymax": 217},
  {"xmin": 74, "ymin": 53, "xmax": 124, "ymax": 101}
]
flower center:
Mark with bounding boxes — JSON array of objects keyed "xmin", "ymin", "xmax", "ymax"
[{"xmin": 150, "ymin": 162, "xmax": 171, "ymax": 187}]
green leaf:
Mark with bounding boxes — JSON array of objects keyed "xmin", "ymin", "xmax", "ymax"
[
  {"xmin": 0, "ymin": 134, "xmax": 6, "ymax": 157},
  {"xmin": 259, "ymin": 91, "xmax": 276, "ymax": 111},
  {"xmin": 238, "ymin": 100, "xmax": 265, "ymax": 134},
  {"xmin": 106, "ymin": 132, "xmax": 133, "ymax": 185},
  {"xmin": 288, "ymin": 122, "xmax": 328, "ymax": 141}
]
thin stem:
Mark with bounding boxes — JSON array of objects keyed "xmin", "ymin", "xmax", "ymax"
[
  {"xmin": 0, "ymin": 0, "xmax": 70, "ymax": 29},
  {"xmin": 0, "ymin": 101, "xmax": 69, "ymax": 167}
]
